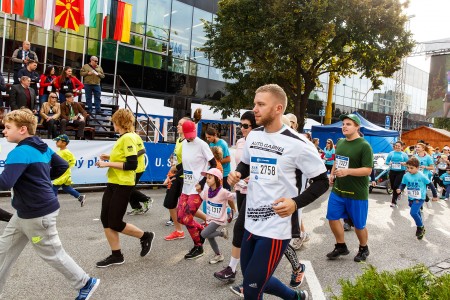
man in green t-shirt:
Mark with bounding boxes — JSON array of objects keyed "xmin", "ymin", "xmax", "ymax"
[{"xmin": 326, "ymin": 114, "xmax": 373, "ymax": 262}]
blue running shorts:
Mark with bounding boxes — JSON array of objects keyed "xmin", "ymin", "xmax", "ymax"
[{"xmin": 326, "ymin": 192, "xmax": 368, "ymax": 229}]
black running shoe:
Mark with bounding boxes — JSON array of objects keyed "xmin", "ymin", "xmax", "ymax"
[
  {"xmin": 326, "ymin": 244, "xmax": 350, "ymax": 260},
  {"xmin": 184, "ymin": 246, "xmax": 204, "ymax": 260},
  {"xmin": 214, "ymin": 266, "xmax": 236, "ymax": 282},
  {"xmin": 296, "ymin": 290, "xmax": 309, "ymax": 300},
  {"xmin": 140, "ymin": 232, "xmax": 155, "ymax": 257},
  {"xmin": 96, "ymin": 255, "xmax": 125, "ymax": 268},
  {"xmin": 417, "ymin": 226, "xmax": 426, "ymax": 240},
  {"xmin": 354, "ymin": 246, "xmax": 370, "ymax": 262}
]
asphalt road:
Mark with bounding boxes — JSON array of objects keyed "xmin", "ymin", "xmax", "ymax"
[{"xmin": 0, "ymin": 187, "xmax": 449, "ymax": 300}]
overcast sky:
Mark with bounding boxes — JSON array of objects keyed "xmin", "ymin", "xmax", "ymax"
[{"xmin": 405, "ymin": 0, "xmax": 450, "ymax": 71}]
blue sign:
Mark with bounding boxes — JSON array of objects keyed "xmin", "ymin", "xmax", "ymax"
[
  {"xmin": 385, "ymin": 116, "xmax": 391, "ymax": 129},
  {"xmin": 140, "ymin": 143, "xmax": 175, "ymax": 182}
]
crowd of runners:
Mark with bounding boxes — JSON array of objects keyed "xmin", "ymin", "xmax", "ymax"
[{"xmin": 0, "ymin": 83, "xmax": 449, "ymax": 300}]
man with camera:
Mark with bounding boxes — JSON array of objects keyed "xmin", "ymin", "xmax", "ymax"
[
  {"xmin": 12, "ymin": 41, "xmax": 38, "ymax": 84},
  {"xmin": 60, "ymin": 93, "xmax": 89, "ymax": 140}
]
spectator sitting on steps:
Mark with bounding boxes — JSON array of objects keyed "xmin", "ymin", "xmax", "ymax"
[{"xmin": 60, "ymin": 93, "xmax": 88, "ymax": 140}]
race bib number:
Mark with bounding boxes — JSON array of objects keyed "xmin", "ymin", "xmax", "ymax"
[
  {"xmin": 47, "ymin": 86, "xmax": 52, "ymax": 92},
  {"xmin": 335, "ymin": 155, "xmax": 349, "ymax": 169},
  {"xmin": 184, "ymin": 170, "xmax": 194, "ymax": 184},
  {"xmin": 63, "ymin": 85, "xmax": 68, "ymax": 90},
  {"xmin": 408, "ymin": 189, "xmax": 421, "ymax": 199},
  {"xmin": 391, "ymin": 163, "xmax": 401, "ymax": 170},
  {"xmin": 250, "ymin": 157, "xmax": 278, "ymax": 182},
  {"xmin": 445, "ymin": 176, "xmax": 450, "ymax": 182},
  {"xmin": 206, "ymin": 201, "xmax": 223, "ymax": 219}
]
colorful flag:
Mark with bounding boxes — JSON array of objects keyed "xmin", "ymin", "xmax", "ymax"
[
  {"xmin": 83, "ymin": 0, "xmax": 98, "ymax": 27},
  {"xmin": 101, "ymin": 0, "xmax": 107, "ymax": 38},
  {"xmin": 23, "ymin": 0, "xmax": 35, "ymax": 19},
  {"xmin": 55, "ymin": 0, "xmax": 83, "ymax": 31},
  {"xmin": 12, "ymin": 0, "xmax": 23, "ymax": 15},
  {"xmin": 1, "ymin": 0, "xmax": 13, "ymax": 14},
  {"xmin": 113, "ymin": 0, "xmax": 132, "ymax": 43}
]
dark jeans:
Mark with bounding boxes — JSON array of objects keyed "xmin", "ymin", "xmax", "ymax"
[
  {"xmin": 42, "ymin": 118, "xmax": 59, "ymax": 138},
  {"xmin": 60, "ymin": 119, "xmax": 85, "ymax": 138},
  {"xmin": 129, "ymin": 172, "xmax": 149, "ymax": 209},
  {"xmin": 84, "ymin": 84, "xmax": 102, "ymax": 112}
]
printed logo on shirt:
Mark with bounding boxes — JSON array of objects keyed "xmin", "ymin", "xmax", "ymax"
[
  {"xmin": 127, "ymin": 146, "xmax": 133, "ymax": 152},
  {"xmin": 249, "ymin": 141, "xmax": 284, "ymax": 155},
  {"xmin": 247, "ymin": 205, "xmax": 276, "ymax": 221},
  {"xmin": 32, "ymin": 236, "xmax": 43, "ymax": 244}
]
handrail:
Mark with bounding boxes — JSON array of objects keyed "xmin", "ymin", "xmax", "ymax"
[{"xmin": 114, "ymin": 75, "xmax": 164, "ymax": 142}]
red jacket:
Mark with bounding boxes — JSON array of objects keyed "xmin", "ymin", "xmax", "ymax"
[
  {"xmin": 54, "ymin": 75, "xmax": 84, "ymax": 97},
  {"xmin": 39, "ymin": 74, "xmax": 57, "ymax": 96}
]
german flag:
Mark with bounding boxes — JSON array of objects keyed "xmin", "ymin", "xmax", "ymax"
[{"xmin": 107, "ymin": 0, "xmax": 132, "ymax": 43}]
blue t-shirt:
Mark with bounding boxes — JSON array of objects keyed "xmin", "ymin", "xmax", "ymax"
[
  {"xmin": 386, "ymin": 151, "xmax": 408, "ymax": 171},
  {"xmin": 439, "ymin": 172, "xmax": 450, "ymax": 185},
  {"xmin": 323, "ymin": 148, "xmax": 335, "ymax": 165},
  {"xmin": 414, "ymin": 154, "xmax": 434, "ymax": 179},
  {"xmin": 401, "ymin": 172, "xmax": 430, "ymax": 200},
  {"xmin": 210, "ymin": 139, "xmax": 231, "ymax": 177}
]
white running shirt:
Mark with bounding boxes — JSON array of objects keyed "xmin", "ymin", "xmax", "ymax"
[
  {"xmin": 181, "ymin": 137, "xmax": 214, "ymax": 195},
  {"xmin": 241, "ymin": 125, "xmax": 326, "ymax": 240}
]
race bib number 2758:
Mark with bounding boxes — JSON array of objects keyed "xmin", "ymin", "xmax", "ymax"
[{"xmin": 250, "ymin": 157, "xmax": 278, "ymax": 182}]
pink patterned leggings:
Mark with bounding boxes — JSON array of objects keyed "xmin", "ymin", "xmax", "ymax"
[{"xmin": 177, "ymin": 193, "xmax": 204, "ymax": 246}]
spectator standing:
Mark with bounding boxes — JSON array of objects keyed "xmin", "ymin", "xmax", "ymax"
[
  {"xmin": 17, "ymin": 61, "xmax": 40, "ymax": 97},
  {"xmin": 60, "ymin": 93, "xmax": 88, "ymax": 140},
  {"xmin": 80, "ymin": 56, "xmax": 105, "ymax": 114},
  {"xmin": 11, "ymin": 41, "xmax": 38, "ymax": 84},
  {"xmin": 9, "ymin": 76, "xmax": 36, "ymax": 113},
  {"xmin": 39, "ymin": 65, "xmax": 57, "ymax": 103},
  {"xmin": 54, "ymin": 67, "xmax": 84, "ymax": 103},
  {"xmin": 326, "ymin": 114, "xmax": 374, "ymax": 262},
  {"xmin": 39, "ymin": 92, "xmax": 61, "ymax": 139}
]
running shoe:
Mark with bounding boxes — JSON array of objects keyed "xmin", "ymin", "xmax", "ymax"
[
  {"xmin": 354, "ymin": 246, "xmax": 370, "ymax": 262},
  {"xmin": 76, "ymin": 277, "xmax": 100, "ymax": 300},
  {"xmin": 290, "ymin": 238, "xmax": 303, "ymax": 250},
  {"xmin": 164, "ymin": 230, "xmax": 185, "ymax": 241},
  {"xmin": 78, "ymin": 194, "xmax": 86, "ymax": 207},
  {"xmin": 140, "ymin": 231, "xmax": 155, "ymax": 257},
  {"xmin": 96, "ymin": 255, "xmax": 125, "ymax": 268},
  {"xmin": 416, "ymin": 226, "xmax": 426, "ymax": 240},
  {"xmin": 165, "ymin": 220, "xmax": 174, "ymax": 226},
  {"xmin": 143, "ymin": 197, "xmax": 154, "ymax": 213},
  {"xmin": 343, "ymin": 222, "xmax": 352, "ymax": 231},
  {"xmin": 209, "ymin": 254, "xmax": 225, "ymax": 264},
  {"xmin": 445, "ymin": 198, "xmax": 449, "ymax": 201},
  {"xmin": 127, "ymin": 208, "xmax": 144, "ymax": 215},
  {"xmin": 220, "ymin": 227, "xmax": 229, "ymax": 240},
  {"xmin": 301, "ymin": 232, "xmax": 311, "ymax": 243},
  {"xmin": 229, "ymin": 284, "xmax": 244, "ymax": 298},
  {"xmin": 390, "ymin": 203, "xmax": 398, "ymax": 208},
  {"xmin": 184, "ymin": 246, "xmax": 204, "ymax": 260},
  {"xmin": 326, "ymin": 244, "xmax": 350, "ymax": 260},
  {"xmin": 227, "ymin": 210, "xmax": 234, "ymax": 223},
  {"xmin": 296, "ymin": 290, "xmax": 309, "ymax": 300},
  {"xmin": 214, "ymin": 266, "xmax": 236, "ymax": 282},
  {"xmin": 290, "ymin": 264, "xmax": 306, "ymax": 287}
]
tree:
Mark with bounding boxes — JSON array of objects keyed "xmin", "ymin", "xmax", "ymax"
[{"xmin": 203, "ymin": 0, "xmax": 415, "ymax": 131}]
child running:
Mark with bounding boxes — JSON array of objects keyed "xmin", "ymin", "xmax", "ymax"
[
  {"xmin": 52, "ymin": 134, "xmax": 86, "ymax": 206},
  {"xmin": 0, "ymin": 108, "xmax": 99, "ymax": 300},
  {"xmin": 397, "ymin": 157, "xmax": 438, "ymax": 240},
  {"xmin": 439, "ymin": 166, "xmax": 450, "ymax": 201},
  {"xmin": 195, "ymin": 168, "xmax": 234, "ymax": 264}
]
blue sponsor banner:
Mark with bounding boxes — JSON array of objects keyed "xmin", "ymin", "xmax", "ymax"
[{"xmin": 140, "ymin": 142, "xmax": 175, "ymax": 182}]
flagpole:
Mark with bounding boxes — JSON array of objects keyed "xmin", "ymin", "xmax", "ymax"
[
  {"xmin": 26, "ymin": 19, "xmax": 30, "ymax": 40},
  {"xmin": 43, "ymin": 29, "xmax": 49, "ymax": 71},
  {"xmin": 1, "ymin": 14, "xmax": 8, "ymax": 73},
  {"xmin": 82, "ymin": 26, "xmax": 88, "ymax": 77},
  {"xmin": 113, "ymin": 41, "xmax": 119, "ymax": 103},
  {"xmin": 63, "ymin": 29, "xmax": 68, "ymax": 66}
]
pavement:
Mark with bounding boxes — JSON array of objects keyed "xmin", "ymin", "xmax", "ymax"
[{"xmin": 0, "ymin": 187, "xmax": 449, "ymax": 300}]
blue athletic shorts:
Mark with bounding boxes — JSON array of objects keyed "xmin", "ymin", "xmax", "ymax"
[{"xmin": 326, "ymin": 192, "xmax": 368, "ymax": 229}]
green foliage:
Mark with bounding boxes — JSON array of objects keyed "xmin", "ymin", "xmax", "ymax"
[
  {"xmin": 203, "ymin": 0, "xmax": 415, "ymax": 130},
  {"xmin": 331, "ymin": 264, "xmax": 450, "ymax": 300},
  {"xmin": 434, "ymin": 118, "xmax": 450, "ymax": 131}
]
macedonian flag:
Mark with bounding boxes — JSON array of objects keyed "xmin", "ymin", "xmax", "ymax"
[{"xmin": 55, "ymin": 0, "xmax": 82, "ymax": 31}]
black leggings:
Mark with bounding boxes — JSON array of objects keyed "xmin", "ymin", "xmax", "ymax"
[
  {"xmin": 232, "ymin": 191, "xmax": 301, "ymax": 272},
  {"xmin": 389, "ymin": 170, "xmax": 405, "ymax": 204},
  {"xmin": 100, "ymin": 183, "xmax": 133, "ymax": 232},
  {"xmin": 129, "ymin": 172, "xmax": 149, "ymax": 209}
]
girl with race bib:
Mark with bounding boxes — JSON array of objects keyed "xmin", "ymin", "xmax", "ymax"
[
  {"xmin": 322, "ymin": 139, "xmax": 335, "ymax": 173},
  {"xmin": 397, "ymin": 157, "xmax": 438, "ymax": 240},
  {"xmin": 414, "ymin": 143, "xmax": 435, "ymax": 207},
  {"xmin": 196, "ymin": 168, "xmax": 234, "ymax": 264},
  {"xmin": 386, "ymin": 141, "xmax": 409, "ymax": 207}
]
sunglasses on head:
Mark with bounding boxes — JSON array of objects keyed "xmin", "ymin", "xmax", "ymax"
[{"xmin": 240, "ymin": 123, "xmax": 251, "ymax": 129}]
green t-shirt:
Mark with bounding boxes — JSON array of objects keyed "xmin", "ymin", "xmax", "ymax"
[
  {"xmin": 332, "ymin": 137, "xmax": 373, "ymax": 200},
  {"xmin": 107, "ymin": 132, "xmax": 137, "ymax": 186}
]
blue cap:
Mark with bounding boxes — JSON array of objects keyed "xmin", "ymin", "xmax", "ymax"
[{"xmin": 53, "ymin": 134, "xmax": 70, "ymax": 144}]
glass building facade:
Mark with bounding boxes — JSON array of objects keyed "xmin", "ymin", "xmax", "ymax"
[{"xmin": 0, "ymin": 0, "xmax": 430, "ymax": 130}]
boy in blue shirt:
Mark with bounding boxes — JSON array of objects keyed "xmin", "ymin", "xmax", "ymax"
[
  {"xmin": 0, "ymin": 109, "xmax": 99, "ymax": 300},
  {"xmin": 397, "ymin": 157, "xmax": 438, "ymax": 240},
  {"xmin": 439, "ymin": 166, "xmax": 450, "ymax": 201}
]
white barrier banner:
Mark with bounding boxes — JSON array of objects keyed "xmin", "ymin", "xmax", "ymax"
[{"xmin": 0, "ymin": 139, "xmax": 115, "ymax": 184}]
